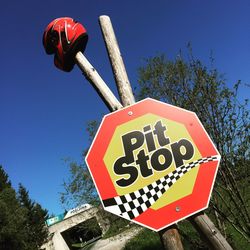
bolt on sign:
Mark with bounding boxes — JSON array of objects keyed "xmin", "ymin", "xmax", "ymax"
[{"xmin": 86, "ymin": 98, "xmax": 220, "ymax": 231}]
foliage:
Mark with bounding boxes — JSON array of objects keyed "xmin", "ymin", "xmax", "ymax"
[
  {"xmin": 101, "ymin": 211, "xmax": 130, "ymax": 239},
  {"xmin": 123, "ymin": 228, "xmax": 163, "ymax": 250},
  {"xmin": 178, "ymin": 221, "xmax": 209, "ymax": 249},
  {"xmin": 60, "ymin": 120, "xmax": 100, "ymax": 209},
  {"xmin": 124, "ymin": 219, "xmax": 249, "ymax": 250},
  {"xmin": 62, "ymin": 217, "xmax": 102, "ymax": 248},
  {"xmin": 18, "ymin": 184, "xmax": 49, "ymax": 249},
  {"xmin": 123, "ymin": 221, "xmax": 211, "ymax": 250},
  {"xmin": 77, "ymin": 217, "xmax": 102, "ymax": 240},
  {"xmin": 0, "ymin": 187, "xmax": 27, "ymax": 250},
  {"xmin": 136, "ymin": 49, "xmax": 250, "ymax": 243},
  {"xmin": 0, "ymin": 166, "xmax": 49, "ymax": 250},
  {"xmin": 0, "ymin": 166, "xmax": 11, "ymax": 190},
  {"xmin": 60, "ymin": 159, "xmax": 99, "ymax": 209}
]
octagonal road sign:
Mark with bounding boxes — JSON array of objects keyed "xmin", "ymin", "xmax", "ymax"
[{"xmin": 86, "ymin": 98, "xmax": 220, "ymax": 231}]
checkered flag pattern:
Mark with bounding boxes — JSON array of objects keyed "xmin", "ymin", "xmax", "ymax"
[{"xmin": 103, "ymin": 155, "xmax": 219, "ymax": 220}]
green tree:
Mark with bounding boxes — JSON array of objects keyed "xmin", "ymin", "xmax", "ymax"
[
  {"xmin": 60, "ymin": 120, "xmax": 99, "ymax": 209},
  {"xmin": 0, "ymin": 165, "xmax": 11, "ymax": 190},
  {"xmin": 18, "ymin": 184, "xmax": 49, "ymax": 250},
  {"xmin": 0, "ymin": 166, "xmax": 49, "ymax": 250},
  {"xmin": 0, "ymin": 166, "xmax": 27, "ymax": 250},
  {"xmin": 136, "ymin": 51, "xmax": 250, "ymax": 244}
]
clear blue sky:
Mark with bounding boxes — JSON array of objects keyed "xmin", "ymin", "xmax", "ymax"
[{"xmin": 1, "ymin": 1, "xmax": 249, "ymax": 216}]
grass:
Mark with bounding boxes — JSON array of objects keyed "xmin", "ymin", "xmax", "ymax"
[
  {"xmin": 122, "ymin": 228, "xmax": 163, "ymax": 250},
  {"xmin": 123, "ymin": 218, "xmax": 249, "ymax": 250},
  {"xmin": 122, "ymin": 224, "xmax": 208, "ymax": 250},
  {"xmin": 102, "ymin": 216, "xmax": 131, "ymax": 239},
  {"xmin": 178, "ymin": 221, "xmax": 209, "ymax": 250}
]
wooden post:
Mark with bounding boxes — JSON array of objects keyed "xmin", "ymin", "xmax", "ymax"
[
  {"xmin": 75, "ymin": 51, "xmax": 122, "ymax": 112},
  {"xmin": 98, "ymin": 15, "xmax": 184, "ymax": 250},
  {"xmin": 159, "ymin": 225, "xmax": 184, "ymax": 250},
  {"xmin": 99, "ymin": 15, "xmax": 135, "ymax": 106},
  {"xmin": 189, "ymin": 212, "xmax": 233, "ymax": 250}
]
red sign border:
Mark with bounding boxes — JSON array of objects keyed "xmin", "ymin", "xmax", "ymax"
[{"xmin": 86, "ymin": 98, "xmax": 220, "ymax": 231}]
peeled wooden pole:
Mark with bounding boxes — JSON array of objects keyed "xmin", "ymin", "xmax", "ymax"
[
  {"xmin": 99, "ymin": 15, "xmax": 135, "ymax": 106},
  {"xmin": 75, "ymin": 51, "xmax": 122, "ymax": 112},
  {"xmin": 99, "ymin": 15, "xmax": 184, "ymax": 250},
  {"xmin": 189, "ymin": 212, "xmax": 233, "ymax": 250},
  {"xmin": 159, "ymin": 225, "xmax": 184, "ymax": 250}
]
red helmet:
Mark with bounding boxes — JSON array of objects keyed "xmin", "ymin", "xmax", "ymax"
[{"xmin": 43, "ymin": 17, "xmax": 88, "ymax": 72}]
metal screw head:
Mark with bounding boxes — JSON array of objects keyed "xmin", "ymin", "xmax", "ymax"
[
  {"xmin": 128, "ymin": 111, "xmax": 133, "ymax": 116},
  {"xmin": 175, "ymin": 206, "xmax": 181, "ymax": 212}
]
